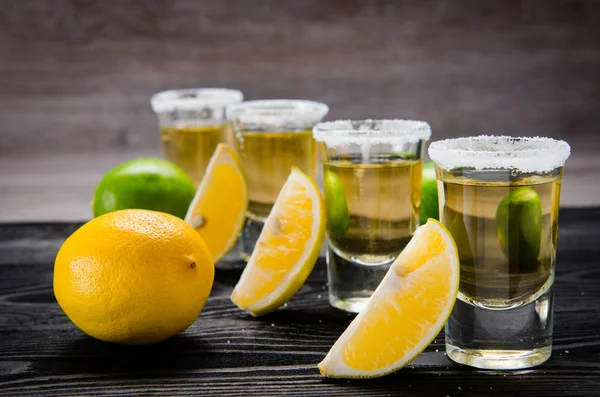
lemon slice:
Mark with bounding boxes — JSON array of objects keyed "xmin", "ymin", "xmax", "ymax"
[
  {"xmin": 184, "ymin": 144, "xmax": 249, "ymax": 263},
  {"xmin": 318, "ymin": 219, "xmax": 459, "ymax": 378},
  {"xmin": 231, "ymin": 167, "xmax": 326, "ymax": 317}
]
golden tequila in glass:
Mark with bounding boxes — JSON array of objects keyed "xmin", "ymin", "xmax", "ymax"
[
  {"xmin": 314, "ymin": 119, "xmax": 431, "ymax": 313},
  {"xmin": 228, "ymin": 100, "xmax": 329, "ymax": 260},
  {"xmin": 160, "ymin": 124, "xmax": 235, "ymax": 185},
  {"xmin": 429, "ymin": 136, "xmax": 571, "ymax": 370},
  {"xmin": 323, "ymin": 156, "xmax": 421, "ymax": 263},
  {"xmin": 238, "ymin": 130, "xmax": 317, "ymax": 220},
  {"xmin": 151, "ymin": 88, "xmax": 243, "ymax": 185},
  {"xmin": 442, "ymin": 172, "xmax": 561, "ymax": 306}
]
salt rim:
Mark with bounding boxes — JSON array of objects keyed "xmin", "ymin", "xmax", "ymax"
[
  {"xmin": 312, "ymin": 119, "xmax": 431, "ymax": 145},
  {"xmin": 428, "ymin": 135, "xmax": 571, "ymax": 173},
  {"xmin": 226, "ymin": 99, "xmax": 329, "ymax": 129},
  {"xmin": 151, "ymin": 88, "xmax": 243, "ymax": 113}
]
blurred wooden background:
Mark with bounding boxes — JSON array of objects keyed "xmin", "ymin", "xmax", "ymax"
[{"xmin": 1, "ymin": 0, "xmax": 599, "ymax": 220}]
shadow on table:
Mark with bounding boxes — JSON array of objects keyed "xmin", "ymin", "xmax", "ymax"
[
  {"xmin": 50, "ymin": 333, "xmax": 214, "ymax": 375},
  {"xmin": 319, "ymin": 366, "xmax": 550, "ymax": 397}
]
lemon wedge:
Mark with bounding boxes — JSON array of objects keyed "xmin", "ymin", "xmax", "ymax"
[
  {"xmin": 319, "ymin": 219, "xmax": 459, "ymax": 378},
  {"xmin": 185, "ymin": 144, "xmax": 249, "ymax": 263},
  {"xmin": 231, "ymin": 167, "xmax": 326, "ymax": 316}
]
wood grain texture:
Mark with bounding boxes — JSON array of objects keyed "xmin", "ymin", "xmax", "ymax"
[
  {"xmin": 1, "ymin": 209, "xmax": 600, "ymax": 396},
  {"xmin": 1, "ymin": 0, "xmax": 600, "ymax": 222},
  {"xmin": 0, "ymin": 0, "xmax": 599, "ymax": 158}
]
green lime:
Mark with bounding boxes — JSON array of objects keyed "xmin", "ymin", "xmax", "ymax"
[
  {"xmin": 420, "ymin": 161, "xmax": 439, "ymax": 225},
  {"xmin": 93, "ymin": 158, "xmax": 196, "ymax": 219},
  {"xmin": 495, "ymin": 187, "xmax": 542, "ymax": 271},
  {"xmin": 323, "ymin": 170, "xmax": 350, "ymax": 237}
]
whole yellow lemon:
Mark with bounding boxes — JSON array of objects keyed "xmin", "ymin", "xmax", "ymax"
[{"xmin": 54, "ymin": 209, "xmax": 214, "ymax": 344}]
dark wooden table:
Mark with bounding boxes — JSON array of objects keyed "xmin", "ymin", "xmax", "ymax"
[{"xmin": 1, "ymin": 209, "xmax": 599, "ymax": 396}]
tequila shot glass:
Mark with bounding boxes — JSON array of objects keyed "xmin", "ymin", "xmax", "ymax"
[
  {"xmin": 429, "ymin": 135, "xmax": 571, "ymax": 370},
  {"xmin": 313, "ymin": 119, "xmax": 431, "ymax": 313},
  {"xmin": 227, "ymin": 99, "xmax": 329, "ymax": 261},
  {"xmin": 151, "ymin": 88, "xmax": 243, "ymax": 185}
]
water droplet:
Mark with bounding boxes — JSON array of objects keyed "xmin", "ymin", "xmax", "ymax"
[
  {"xmin": 581, "ymin": 291, "xmax": 585, "ymax": 296},
  {"xmin": 283, "ymin": 303, "xmax": 288, "ymax": 307},
  {"xmin": 565, "ymin": 350, "xmax": 569, "ymax": 354},
  {"xmin": 458, "ymin": 386, "xmax": 462, "ymax": 390},
  {"xmin": 227, "ymin": 340, "xmax": 231, "ymax": 344},
  {"xmin": 435, "ymin": 349, "xmax": 439, "ymax": 352},
  {"xmin": 318, "ymin": 320, "xmax": 323, "ymax": 323},
  {"xmin": 317, "ymin": 294, "xmax": 322, "ymax": 299},
  {"xmin": 271, "ymin": 323, "xmax": 275, "ymax": 327}
]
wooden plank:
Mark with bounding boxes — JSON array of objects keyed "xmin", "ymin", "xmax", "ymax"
[
  {"xmin": 0, "ymin": 209, "xmax": 599, "ymax": 396},
  {"xmin": 0, "ymin": 0, "xmax": 599, "ymax": 157}
]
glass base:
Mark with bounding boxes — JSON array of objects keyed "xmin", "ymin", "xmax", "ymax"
[
  {"xmin": 446, "ymin": 286, "xmax": 554, "ymax": 370},
  {"xmin": 326, "ymin": 245, "xmax": 394, "ymax": 313},
  {"xmin": 446, "ymin": 345, "xmax": 551, "ymax": 370},
  {"xmin": 240, "ymin": 214, "xmax": 265, "ymax": 262},
  {"xmin": 329, "ymin": 296, "xmax": 369, "ymax": 314}
]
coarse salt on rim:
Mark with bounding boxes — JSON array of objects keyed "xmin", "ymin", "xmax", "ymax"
[
  {"xmin": 151, "ymin": 88, "xmax": 243, "ymax": 113},
  {"xmin": 227, "ymin": 99, "xmax": 329, "ymax": 129},
  {"xmin": 312, "ymin": 119, "xmax": 431, "ymax": 146},
  {"xmin": 428, "ymin": 135, "xmax": 571, "ymax": 173}
]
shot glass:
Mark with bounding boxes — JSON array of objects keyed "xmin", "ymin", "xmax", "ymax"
[
  {"xmin": 313, "ymin": 119, "xmax": 431, "ymax": 313},
  {"xmin": 428, "ymin": 136, "xmax": 571, "ymax": 370},
  {"xmin": 151, "ymin": 88, "xmax": 243, "ymax": 185},
  {"xmin": 227, "ymin": 99, "xmax": 329, "ymax": 261}
]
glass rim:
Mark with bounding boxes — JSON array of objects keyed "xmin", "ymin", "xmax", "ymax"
[
  {"xmin": 226, "ymin": 99, "xmax": 329, "ymax": 129},
  {"xmin": 313, "ymin": 119, "xmax": 431, "ymax": 145},
  {"xmin": 428, "ymin": 135, "xmax": 571, "ymax": 173},
  {"xmin": 151, "ymin": 88, "xmax": 243, "ymax": 113}
]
